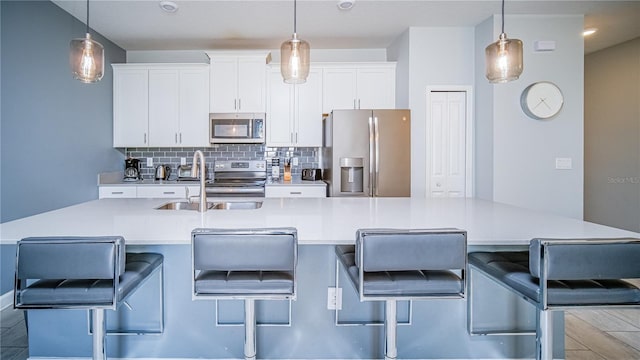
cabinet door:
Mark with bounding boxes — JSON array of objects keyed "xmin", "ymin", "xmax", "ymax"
[
  {"xmin": 210, "ymin": 57, "xmax": 238, "ymax": 113},
  {"xmin": 113, "ymin": 68, "xmax": 149, "ymax": 147},
  {"xmin": 322, "ymin": 68, "xmax": 357, "ymax": 113},
  {"xmin": 148, "ymin": 69, "xmax": 180, "ymax": 147},
  {"xmin": 266, "ymin": 69, "xmax": 294, "ymax": 146},
  {"xmin": 295, "ymin": 69, "xmax": 323, "ymax": 147},
  {"xmin": 237, "ymin": 57, "xmax": 266, "ymax": 112},
  {"xmin": 179, "ymin": 67, "xmax": 210, "ymax": 146},
  {"xmin": 357, "ymin": 67, "xmax": 396, "ymax": 109}
]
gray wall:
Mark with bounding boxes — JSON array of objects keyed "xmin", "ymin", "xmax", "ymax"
[
  {"xmin": 475, "ymin": 15, "xmax": 585, "ymax": 219},
  {"xmin": 0, "ymin": 1, "xmax": 125, "ymax": 294},
  {"xmin": 584, "ymin": 37, "xmax": 640, "ymax": 232}
]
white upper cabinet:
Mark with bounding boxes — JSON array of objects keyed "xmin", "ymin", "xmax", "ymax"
[
  {"xmin": 267, "ymin": 67, "xmax": 323, "ymax": 147},
  {"xmin": 322, "ymin": 63, "xmax": 396, "ymax": 113},
  {"xmin": 113, "ymin": 67, "xmax": 149, "ymax": 147},
  {"xmin": 113, "ymin": 64, "xmax": 209, "ymax": 148},
  {"xmin": 208, "ymin": 52, "xmax": 269, "ymax": 113}
]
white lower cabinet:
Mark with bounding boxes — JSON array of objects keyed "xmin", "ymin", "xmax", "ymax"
[
  {"xmin": 137, "ymin": 186, "xmax": 187, "ymax": 199},
  {"xmin": 99, "ymin": 186, "xmax": 137, "ymax": 199},
  {"xmin": 99, "ymin": 185, "xmax": 189, "ymax": 199},
  {"xmin": 265, "ymin": 185, "xmax": 326, "ymax": 198}
]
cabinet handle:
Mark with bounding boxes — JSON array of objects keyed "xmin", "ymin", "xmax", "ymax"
[
  {"xmin": 238, "ymin": 99, "xmax": 241, "ymax": 110},
  {"xmin": 144, "ymin": 133, "xmax": 147, "ymax": 144},
  {"xmin": 290, "ymin": 191, "xmax": 302, "ymax": 195},
  {"xmin": 179, "ymin": 133, "xmax": 182, "ymax": 144},
  {"xmin": 175, "ymin": 133, "xmax": 178, "ymax": 143},
  {"xmin": 112, "ymin": 191, "xmax": 124, "ymax": 195},
  {"xmin": 295, "ymin": 132, "xmax": 298, "ymax": 143},
  {"xmin": 290, "ymin": 133, "xmax": 293, "ymax": 143},
  {"xmin": 358, "ymin": 99, "xmax": 361, "ymax": 109},
  {"xmin": 354, "ymin": 99, "xmax": 356, "ymax": 109},
  {"xmin": 234, "ymin": 99, "xmax": 237, "ymax": 110},
  {"xmin": 163, "ymin": 191, "xmax": 176, "ymax": 195}
]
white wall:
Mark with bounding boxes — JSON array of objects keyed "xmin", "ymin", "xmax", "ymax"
[
  {"xmin": 387, "ymin": 29, "xmax": 410, "ymax": 109},
  {"xmin": 476, "ymin": 15, "xmax": 585, "ymax": 219},
  {"xmin": 584, "ymin": 38, "xmax": 640, "ymax": 232},
  {"xmin": 401, "ymin": 27, "xmax": 476, "ymax": 198}
]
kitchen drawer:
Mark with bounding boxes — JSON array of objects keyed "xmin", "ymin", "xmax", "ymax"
[
  {"xmin": 137, "ymin": 186, "xmax": 186, "ymax": 198},
  {"xmin": 265, "ymin": 185, "xmax": 326, "ymax": 198},
  {"xmin": 99, "ymin": 186, "xmax": 137, "ymax": 199}
]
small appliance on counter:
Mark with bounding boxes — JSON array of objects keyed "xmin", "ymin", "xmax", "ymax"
[
  {"xmin": 177, "ymin": 164, "xmax": 208, "ymax": 181},
  {"xmin": 302, "ymin": 168, "xmax": 322, "ymax": 181},
  {"xmin": 155, "ymin": 164, "xmax": 171, "ymax": 180},
  {"xmin": 124, "ymin": 158, "xmax": 142, "ymax": 181}
]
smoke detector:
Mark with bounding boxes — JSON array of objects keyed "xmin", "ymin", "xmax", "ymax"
[
  {"xmin": 159, "ymin": 1, "xmax": 178, "ymax": 13},
  {"xmin": 337, "ymin": 0, "xmax": 355, "ymax": 11}
]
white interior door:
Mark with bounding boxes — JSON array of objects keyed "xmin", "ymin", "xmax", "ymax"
[{"xmin": 427, "ymin": 91, "xmax": 467, "ymax": 197}]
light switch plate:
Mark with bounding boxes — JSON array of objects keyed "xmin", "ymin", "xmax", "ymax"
[
  {"xmin": 555, "ymin": 157, "xmax": 572, "ymax": 170},
  {"xmin": 327, "ymin": 287, "xmax": 342, "ymax": 310},
  {"xmin": 147, "ymin": 158, "xmax": 153, "ymax": 167}
]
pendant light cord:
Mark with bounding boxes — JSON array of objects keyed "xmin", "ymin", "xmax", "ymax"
[
  {"xmin": 501, "ymin": 0, "xmax": 505, "ymax": 34},
  {"xmin": 86, "ymin": 0, "xmax": 90, "ymax": 34},
  {"xmin": 293, "ymin": 0, "xmax": 297, "ymax": 34}
]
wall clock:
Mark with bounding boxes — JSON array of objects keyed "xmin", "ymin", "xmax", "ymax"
[{"xmin": 520, "ymin": 81, "xmax": 564, "ymax": 120}]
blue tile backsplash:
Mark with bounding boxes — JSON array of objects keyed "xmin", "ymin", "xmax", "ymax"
[{"xmin": 124, "ymin": 145, "xmax": 319, "ymax": 180}]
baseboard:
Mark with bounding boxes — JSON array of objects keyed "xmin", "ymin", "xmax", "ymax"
[{"xmin": 0, "ymin": 290, "xmax": 13, "ymax": 310}]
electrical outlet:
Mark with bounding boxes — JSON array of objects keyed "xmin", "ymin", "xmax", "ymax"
[
  {"xmin": 147, "ymin": 158, "xmax": 153, "ymax": 167},
  {"xmin": 327, "ymin": 287, "xmax": 342, "ymax": 310},
  {"xmin": 292, "ymin": 157, "xmax": 299, "ymax": 166},
  {"xmin": 180, "ymin": 157, "xmax": 186, "ymax": 165}
]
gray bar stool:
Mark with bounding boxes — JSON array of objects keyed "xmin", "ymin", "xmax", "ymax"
[
  {"xmin": 191, "ymin": 228, "xmax": 297, "ymax": 360},
  {"xmin": 467, "ymin": 238, "xmax": 640, "ymax": 360},
  {"xmin": 14, "ymin": 236, "xmax": 164, "ymax": 360},
  {"xmin": 335, "ymin": 228, "xmax": 467, "ymax": 360}
]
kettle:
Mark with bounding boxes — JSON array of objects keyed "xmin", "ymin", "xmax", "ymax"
[{"xmin": 155, "ymin": 164, "xmax": 171, "ymax": 180}]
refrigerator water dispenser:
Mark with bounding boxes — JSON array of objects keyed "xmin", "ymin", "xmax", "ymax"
[{"xmin": 340, "ymin": 157, "xmax": 363, "ymax": 193}]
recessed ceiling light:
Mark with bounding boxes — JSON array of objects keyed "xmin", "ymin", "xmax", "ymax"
[
  {"xmin": 583, "ymin": 28, "xmax": 597, "ymax": 37},
  {"xmin": 337, "ymin": 0, "xmax": 355, "ymax": 11},
  {"xmin": 159, "ymin": 1, "xmax": 178, "ymax": 13}
]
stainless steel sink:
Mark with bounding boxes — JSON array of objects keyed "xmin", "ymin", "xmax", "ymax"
[
  {"xmin": 211, "ymin": 201, "xmax": 263, "ymax": 210},
  {"xmin": 156, "ymin": 201, "xmax": 262, "ymax": 210},
  {"xmin": 155, "ymin": 201, "xmax": 215, "ymax": 210}
]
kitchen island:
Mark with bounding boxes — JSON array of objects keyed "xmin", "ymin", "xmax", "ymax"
[{"xmin": 1, "ymin": 197, "xmax": 638, "ymax": 359}]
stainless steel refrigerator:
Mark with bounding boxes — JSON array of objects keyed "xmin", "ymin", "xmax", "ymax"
[{"xmin": 322, "ymin": 109, "xmax": 411, "ymax": 197}]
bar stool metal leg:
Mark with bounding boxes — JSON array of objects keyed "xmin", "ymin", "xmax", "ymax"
[
  {"xmin": 536, "ymin": 309, "xmax": 553, "ymax": 360},
  {"xmin": 92, "ymin": 309, "xmax": 107, "ymax": 360},
  {"xmin": 244, "ymin": 299, "xmax": 257, "ymax": 360},
  {"xmin": 385, "ymin": 300, "xmax": 397, "ymax": 360}
]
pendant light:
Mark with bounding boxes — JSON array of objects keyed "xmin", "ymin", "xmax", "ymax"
[
  {"xmin": 280, "ymin": 0, "xmax": 310, "ymax": 84},
  {"xmin": 485, "ymin": 0, "xmax": 523, "ymax": 83},
  {"xmin": 70, "ymin": 0, "xmax": 104, "ymax": 83}
]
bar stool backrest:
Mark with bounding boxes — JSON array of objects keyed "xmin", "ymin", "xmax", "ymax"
[
  {"xmin": 356, "ymin": 228, "xmax": 467, "ymax": 272},
  {"xmin": 529, "ymin": 238, "xmax": 640, "ymax": 280}
]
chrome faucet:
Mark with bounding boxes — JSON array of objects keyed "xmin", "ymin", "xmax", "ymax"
[{"xmin": 191, "ymin": 150, "xmax": 208, "ymax": 212}]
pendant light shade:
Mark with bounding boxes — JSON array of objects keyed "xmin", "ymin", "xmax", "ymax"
[
  {"xmin": 70, "ymin": 0, "xmax": 104, "ymax": 83},
  {"xmin": 485, "ymin": 0, "xmax": 523, "ymax": 83},
  {"xmin": 281, "ymin": 0, "xmax": 310, "ymax": 84}
]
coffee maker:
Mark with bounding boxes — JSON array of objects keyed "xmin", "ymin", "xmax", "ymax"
[{"xmin": 124, "ymin": 158, "xmax": 142, "ymax": 181}]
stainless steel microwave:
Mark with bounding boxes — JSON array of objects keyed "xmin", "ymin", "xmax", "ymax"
[{"xmin": 210, "ymin": 113, "xmax": 265, "ymax": 144}]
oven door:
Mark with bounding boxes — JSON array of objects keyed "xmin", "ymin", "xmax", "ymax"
[{"xmin": 210, "ymin": 113, "xmax": 265, "ymax": 144}]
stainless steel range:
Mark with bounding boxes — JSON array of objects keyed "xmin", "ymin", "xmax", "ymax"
[{"xmin": 206, "ymin": 160, "xmax": 267, "ymax": 197}]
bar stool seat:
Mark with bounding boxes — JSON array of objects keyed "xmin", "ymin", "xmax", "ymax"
[
  {"xmin": 195, "ymin": 270, "xmax": 294, "ymax": 295},
  {"xmin": 335, "ymin": 228, "xmax": 467, "ymax": 360},
  {"xmin": 14, "ymin": 236, "xmax": 164, "ymax": 360}
]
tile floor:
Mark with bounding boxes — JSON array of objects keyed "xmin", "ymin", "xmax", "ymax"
[{"xmin": 1, "ymin": 305, "xmax": 639, "ymax": 359}]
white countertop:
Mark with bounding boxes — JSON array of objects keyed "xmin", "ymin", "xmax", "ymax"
[{"xmin": 1, "ymin": 197, "xmax": 637, "ymax": 246}]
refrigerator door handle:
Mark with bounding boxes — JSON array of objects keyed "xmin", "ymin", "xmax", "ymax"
[
  {"xmin": 374, "ymin": 116, "xmax": 380, "ymax": 197},
  {"xmin": 368, "ymin": 116, "xmax": 375, "ymax": 197}
]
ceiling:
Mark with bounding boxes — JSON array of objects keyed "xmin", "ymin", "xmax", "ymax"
[{"xmin": 52, "ymin": 0, "xmax": 640, "ymax": 55}]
